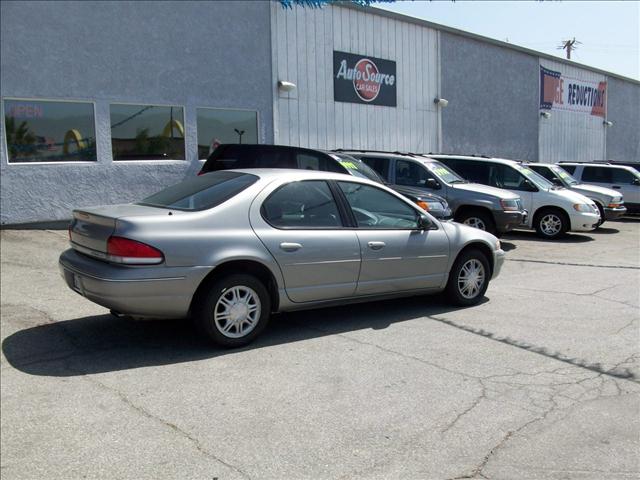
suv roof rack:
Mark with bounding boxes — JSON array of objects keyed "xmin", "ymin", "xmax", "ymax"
[
  {"xmin": 332, "ymin": 149, "xmax": 421, "ymax": 157},
  {"xmin": 424, "ymin": 152, "xmax": 492, "ymax": 158}
]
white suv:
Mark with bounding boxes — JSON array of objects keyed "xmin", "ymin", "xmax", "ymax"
[
  {"xmin": 558, "ymin": 162, "xmax": 640, "ymax": 214},
  {"xmin": 430, "ymin": 155, "xmax": 601, "ymax": 239}
]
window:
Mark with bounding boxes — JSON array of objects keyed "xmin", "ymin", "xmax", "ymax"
[
  {"xmin": 611, "ymin": 168, "xmax": 638, "ymax": 185},
  {"xmin": 529, "ymin": 166, "xmax": 556, "ymax": 182},
  {"xmin": 338, "ymin": 182, "xmax": 419, "ymax": 229},
  {"xmin": 395, "ymin": 160, "xmax": 433, "ymax": 187},
  {"xmin": 3, "ymin": 99, "xmax": 96, "ymax": 163},
  {"xmin": 262, "ymin": 181, "xmax": 342, "ymax": 228},
  {"xmin": 197, "ymin": 108, "xmax": 258, "ymax": 159},
  {"xmin": 488, "ymin": 164, "xmax": 531, "ymax": 191},
  {"xmin": 110, "ymin": 104, "xmax": 185, "ymax": 160},
  {"xmin": 561, "ymin": 165, "xmax": 577, "ymax": 174},
  {"xmin": 137, "ymin": 171, "xmax": 257, "ymax": 211},
  {"xmin": 582, "ymin": 166, "xmax": 612, "ymax": 183},
  {"xmin": 425, "ymin": 161, "xmax": 466, "ymax": 184},
  {"xmin": 361, "ymin": 157, "xmax": 390, "ymax": 180},
  {"xmin": 447, "ymin": 160, "xmax": 490, "ymax": 184},
  {"xmin": 331, "ymin": 154, "xmax": 383, "ymax": 181},
  {"xmin": 203, "ymin": 145, "xmax": 295, "ymax": 172}
]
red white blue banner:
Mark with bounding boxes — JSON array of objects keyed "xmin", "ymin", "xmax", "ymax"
[{"xmin": 540, "ymin": 65, "xmax": 607, "ymax": 117}]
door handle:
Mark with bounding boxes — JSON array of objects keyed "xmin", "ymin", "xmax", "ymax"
[
  {"xmin": 280, "ymin": 242, "xmax": 302, "ymax": 252},
  {"xmin": 612, "ymin": 185, "xmax": 621, "ymax": 189},
  {"xmin": 367, "ymin": 241, "xmax": 386, "ymax": 250}
]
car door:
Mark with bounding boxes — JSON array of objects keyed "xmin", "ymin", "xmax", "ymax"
[
  {"xmin": 336, "ymin": 181, "xmax": 450, "ymax": 295},
  {"xmin": 253, "ymin": 180, "xmax": 361, "ymax": 303}
]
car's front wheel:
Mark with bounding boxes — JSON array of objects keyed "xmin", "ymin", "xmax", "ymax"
[
  {"xmin": 195, "ymin": 274, "xmax": 271, "ymax": 348},
  {"xmin": 445, "ymin": 249, "xmax": 491, "ymax": 306},
  {"xmin": 594, "ymin": 203, "xmax": 605, "ymax": 228},
  {"xmin": 534, "ymin": 208, "xmax": 569, "ymax": 239}
]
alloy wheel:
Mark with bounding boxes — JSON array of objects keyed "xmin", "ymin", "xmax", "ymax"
[
  {"xmin": 540, "ymin": 214, "xmax": 562, "ymax": 236},
  {"xmin": 463, "ymin": 217, "xmax": 486, "ymax": 230}
]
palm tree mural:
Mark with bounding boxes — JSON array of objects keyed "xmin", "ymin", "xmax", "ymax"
[{"xmin": 4, "ymin": 116, "xmax": 36, "ymax": 160}]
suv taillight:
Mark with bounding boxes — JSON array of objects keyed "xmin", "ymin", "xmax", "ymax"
[{"xmin": 106, "ymin": 236, "xmax": 164, "ymax": 264}]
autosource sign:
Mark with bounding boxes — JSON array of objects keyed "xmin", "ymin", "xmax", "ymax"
[
  {"xmin": 333, "ymin": 51, "xmax": 397, "ymax": 107},
  {"xmin": 539, "ymin": 65, "xmax": 606, "ymax": 117}
]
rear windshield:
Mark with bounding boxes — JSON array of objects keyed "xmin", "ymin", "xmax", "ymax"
[{"xmin": 137, "ymin": 171, "xmax": 258, "ymax": 211}]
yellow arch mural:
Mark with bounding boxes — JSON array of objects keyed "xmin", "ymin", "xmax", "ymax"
[
  {"xmin": 161, "ymin": 119, "xmax": 185, "ymax": 138},
  {"xmin": 63, "ymin": 129, "xmax": 87, "ymax": 154}
]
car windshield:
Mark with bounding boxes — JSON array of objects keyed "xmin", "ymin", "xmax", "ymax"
[
  {"xmin": 332, "ymin": 154, "xmax": 385, "ymax": 183},
  {"xmin": 513, "ymin": 164, "xmax": 555, "ymax": 190},
  {"xmin": 137, "ymin": 171, "xmax": 258, "ymax": 211},
  {"xmin": 424, "ymin": 161, "xmax": 466, "ymax": 184},
  {"xmin": 550, "ymin": 165, "xmax": 579, "ymax": 186}
]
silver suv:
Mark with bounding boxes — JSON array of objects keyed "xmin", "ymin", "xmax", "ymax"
[
  {"xmin": 342, "ymin": 151, "xmax": 526, "ymax": 236},
  {"xmin": 558, "ymin": 162, "xmax": 640, "ymax": 214},
  {"xmin": 528, "ymin": 163, "xmax": 626, "ymax": 225}
]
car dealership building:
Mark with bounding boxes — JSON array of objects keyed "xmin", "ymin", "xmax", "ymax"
[{"xmin": 1, "ymin": 1, "xmax": 639, "ymax": 224}]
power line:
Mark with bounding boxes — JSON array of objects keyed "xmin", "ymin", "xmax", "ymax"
[{"xmin": 558, "ymin": 38, "xmax": 582, "ymax": 60}]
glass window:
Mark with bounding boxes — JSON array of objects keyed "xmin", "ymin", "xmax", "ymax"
[
  {"xmin": 110, "ymin": 104, "xmax": 185, "ymax": 160},
  {"xmin": 361, "ymin": 156, "xmax": 390, "ymax": 180},
  {"xmin": 203, "ymin": 144, "xmax": 295, "ymax": 172},
  {"xmin": 262, "ymin": 181, "xmax": 342, "ymax": 228},
  {"xmin": 137, "ymin": 171, "xmax": 257, "ymax": 211},
  {"xmin": 331, "ymin": 154, "xmax": 383, "ymax": 181},
  {"xmin": 197, "ymin": 108, "xmax": 258, "ymax": 159},
  {"xmin": 338, "ymin": 182, "xmax": 419, "ymax": 229},
  {"xmin": 582, "ymin": 166, "xmax": 612, "ymax": 183},
  {"xmin": 3, "ymin": 99, "xmax": 96, "ymax": 163},
  {"xmin": 611, "ymin": 168, "xmax": 638, "ymax": 185},
  {"xmin": 488, "ymin": 164, "xmax": 531, "ymax": 191},
  {"xmin": 395, "ymin": 160, "xmax": 433, "ymax": 187},
  {"xmin": 529, "ymin": 165, "xmax": 556, "ymax": 182},
  {"xmin": 296, "ymin": 152, "xmax": 328, "ymax": 171},
  {"xmin": 424, "ymin": 161, "xmax": 466, "ymax": 184},
  {"xmin": 447, "ymin": 160, "xmax": 490, "ymax": 184},
  {"xmin": 560, "ymin": 164, "xmax": 577, "ymax": 174}
]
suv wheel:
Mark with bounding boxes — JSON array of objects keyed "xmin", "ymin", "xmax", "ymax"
[
  {"xmin": 534, "ymin": 208, "xmax": 569, "ymax": 239},
  {"xmin": 195, "ymin": 274, "xmax": 271, "ymax": 348},
  {"xmin": 456, "ymin": 210, "xmax": 497, "ymax": 235},
  {"xmin": 445, "ymin": 249, "xmax": 490, "ymax": 306}
]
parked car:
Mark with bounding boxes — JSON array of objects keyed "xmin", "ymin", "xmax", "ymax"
[
  {"xmin": 557, "ymin": 162, "xmax": 640, "ymax": 214},
  {"xmin": 340, "ymin": 150, "xmax": 526, "ymax": 236},
  {"xmin": 527, "ymin": 163, "xmax": 626, "ymax": 225},
  {"xmin": 199, "ymin": 144, "xmax": 452, "ymax": 219},
  {"xmin": 430, "ymin": 155, "xmax": 601, "ymax": 239},
  {"xmin": 60, "ymin": 169, "xmax": 505, "ymax": 347}
]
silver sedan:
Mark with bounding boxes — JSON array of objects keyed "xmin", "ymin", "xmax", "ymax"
[{"xmin": 60, "ymin": 169, "xmax": 505, "ymax": 347}]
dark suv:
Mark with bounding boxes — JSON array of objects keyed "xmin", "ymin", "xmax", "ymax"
[{"xmin": 199, "ymin": 144, "xmax": 452, "ymax": 219}]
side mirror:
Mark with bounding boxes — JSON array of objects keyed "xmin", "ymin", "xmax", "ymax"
[
  {"xmin": 426, "ymin": 178, "xmax": 441, "ymax": 190},
  {"xmin": 523, "ymin": 179, "xmax": 538, "ymax": 192},
  {"xmin": 632, "ymin": 178, "xmax": 640, "ymax": 186},
  {"xmin": 417, "ymin": 214, "xmax": 437, "ymax": 230}
]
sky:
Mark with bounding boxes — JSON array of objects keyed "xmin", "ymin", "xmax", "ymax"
[{"xmin": 376, "ymin": 1, "xmax": 639, "ymax": 80}]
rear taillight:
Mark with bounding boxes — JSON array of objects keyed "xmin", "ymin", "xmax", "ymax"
[{"xmin": 106, "ymin": 236, "xmax": 164, "ymax": 265}]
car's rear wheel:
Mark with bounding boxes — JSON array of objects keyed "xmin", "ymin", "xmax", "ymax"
[
  {"xmin": 195, "ymin": 274, "xmax": 271, "ymax": 348},
  {"xmin": 456, "ymin": 209, "xmax": 497, "ymax": 235},
  {"xmin": 534, "ymin": 208, "xmax": 569, "ymax": 240},
  {"xmin": 445, "ymin": 249, "xmax": 490, "ymax": 306}
]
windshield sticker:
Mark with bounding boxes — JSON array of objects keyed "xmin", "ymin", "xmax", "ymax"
[
  {"xmin": 515, "ymin": 165, "xmax": 535, "ymax": 176},
  {"xmin": 338, "ymin": 160, "xmax": 358, "ymax": 169},
  {"xmin": 556, "ymin": 169, "xmax": 571, "ymax": 179},
  {"xmin": 433, "ymin": 167, "xmax": 450, "ymax": 177}
]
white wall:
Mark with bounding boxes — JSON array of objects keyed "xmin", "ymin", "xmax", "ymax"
[
  {"xmin": 538, "ymin": 59, "xmax": 607, "ymax": 162},
  {"xmin": 271, "ymin": 4, "xmax": 440, "ymax": 152}
]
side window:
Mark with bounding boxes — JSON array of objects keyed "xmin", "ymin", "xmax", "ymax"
[
  {"xmin": 206, "ymin": 146, "xmax": 293, "ymax": 171},
  {"xmin": 489, "ymin": 164, "xmax": 529, "ymax": 191},
  {"xmin": 395, "ymin": 160, "xmax": 433, "ymax": 187},
  {"xmin": 611, "ymin": 168, "xmax": 636, "ymax": 185},
  {"xmin": 530, "ymin": 166, "xmax": 556, "ymax": 182},
  {"xmin": 262, "ymin": 181, "xmax": 341, "ymax": 228},
  {"xmin": 296, "ymin": 152, "xmax": 323, "ymax": 170},
  {"xmin": 361, "ymin": 157, "xmax": 390, "ymax": 180},
  {"xmin": 561, "ymin": 165, "xmax": 577, "ymax": 175},
  {"xmin": 452, "ymin": 160, "xmax": 490, "ymax": 184},
  {"xmin": 582, "ymin": 167, "xmax": 613, "ymax": 183},
  {"xmin": 338, "ymin": 182, "xmax": 419, "ymax": 229}
]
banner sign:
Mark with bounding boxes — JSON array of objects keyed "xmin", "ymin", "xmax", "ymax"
[
  {"xmin": 333, "ymin": 51, "xmax": 397, "ymax": 107},
  {"xmin": 540, "ymin": 65, "xmax": 606, "ymax": 117}
]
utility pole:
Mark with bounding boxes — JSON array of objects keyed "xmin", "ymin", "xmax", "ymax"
[{"xmin": 558, "ymin": 38, "xmax": 581, "ymax": 60}]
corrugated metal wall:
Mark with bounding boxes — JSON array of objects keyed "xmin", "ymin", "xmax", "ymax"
[
  {"xmin": 271, "ymin": 4, "xmax": 439, "ymax": 152},
  {"xmin": 538, "ymin": 59, "xmax": 607, "ymax": 162}
]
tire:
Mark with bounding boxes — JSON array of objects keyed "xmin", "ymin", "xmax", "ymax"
[
  {"xmin": 456, "ymin": 209, "xmax": 497, "ymax": 235},
  {"xmin": 533, "ymin": 208, "xmax": 569, "ymax": 240},
  {"xmin": 594, "ymin": 203, "xmax": 605, "ymax": 228},
  {"xmin": 194, "ymin": 274, "xmax": 271, "ymax": 348},
  {"xmin": 445, "ymin": 249, "xmax": 491, "ymax": 306}
]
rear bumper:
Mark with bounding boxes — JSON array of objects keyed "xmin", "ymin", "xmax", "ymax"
[
  {"xmin": 568, "ymin": 211, "xmax": 601, "ymax": 232},
  {"xmin": 494, "ymin": 210, "xmax": 527, "ymax": 233},
  {"xmin": 59, "ymin": 249, "xmax": 210, "ymax": 318},
  {"xmin": 604, "ymin": 205, "xmax": 627, "ymax": 220}
]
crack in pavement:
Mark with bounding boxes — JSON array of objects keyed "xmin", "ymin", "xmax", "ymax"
[
  {"xmin": 506, "ymin": 258, "xmax": 640, "ymax": 270},
  {"xmin": 510, "ymin": 285, "xmax": 639, "ymax": 310}
]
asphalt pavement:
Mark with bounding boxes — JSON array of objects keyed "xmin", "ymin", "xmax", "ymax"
[{"xmin": 1, "ymin": 220, "xmax": 639, "ymax": 479}]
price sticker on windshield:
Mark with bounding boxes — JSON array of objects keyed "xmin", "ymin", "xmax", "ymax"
[
  {"xmin": 556, "ymin": 169, "xmax": 571, "ymax": 179},
  {"xmin": 338, "ymin": 160, "xmax": 357, "ymax": 170},
  {"xmin": 433, "ymin": 167, "xmax": 450, "ymax": 177}
]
